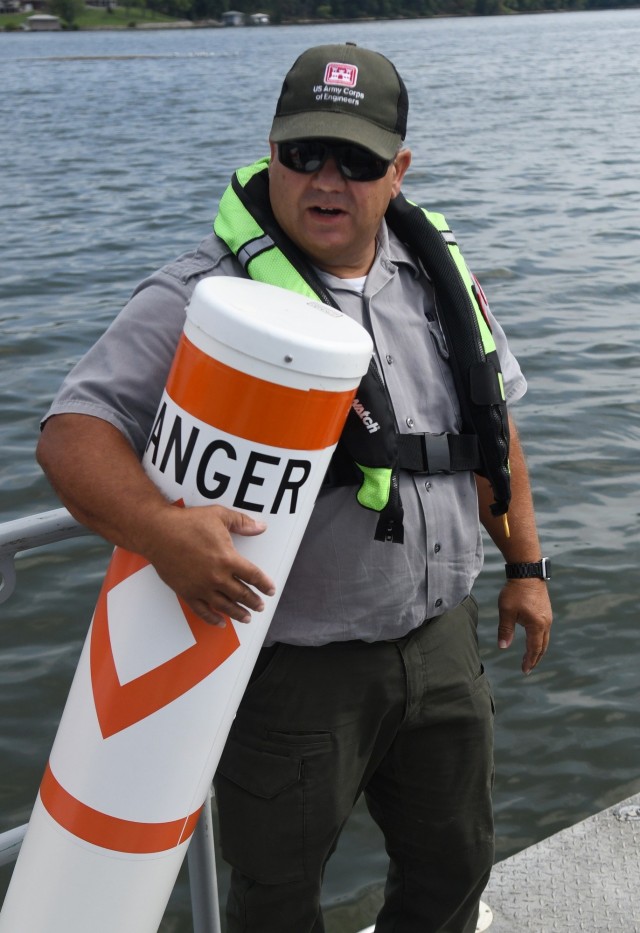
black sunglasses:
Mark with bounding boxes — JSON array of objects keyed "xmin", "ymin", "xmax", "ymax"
[{"xmin": 277, "ymin": 140, "xmax": 392, "ymax": 182}]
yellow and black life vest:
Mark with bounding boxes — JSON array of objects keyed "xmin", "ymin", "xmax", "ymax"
[{"xmin": 214, "ymin": 158, "xmax": 511, "ymax": 543}]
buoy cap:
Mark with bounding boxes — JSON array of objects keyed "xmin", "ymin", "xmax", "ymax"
[{"xmin": 187, "ymin": 278, "xmax": 373, "ymax": 381}]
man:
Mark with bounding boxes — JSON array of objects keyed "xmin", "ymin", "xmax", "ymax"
[{"xmin": 37, "ymin": 43, "xmax": 552, "ymax": 933}]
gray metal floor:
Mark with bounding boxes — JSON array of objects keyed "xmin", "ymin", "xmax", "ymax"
[{"xmin": 481, "ymin": 792, "xmax": 640, "ymax": 932}]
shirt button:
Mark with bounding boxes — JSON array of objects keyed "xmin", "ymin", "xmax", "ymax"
[
  {"xmin": 386, "ymin": 354, "xmax": 394, "ymax": 364},
  {"xmin": 435, "ymin": 598, "xmax": 443, "ymax": 608},
  {"xmin": 425, "ymin": 481, "xmax": 432, "ymax": 491},
  {"xmin": 434, "ymin": 543, "xmax": 441, "ymax": 553},
  {"xmin": 406, "ymin": 417, "xmax": 414, "ymax": 429}
]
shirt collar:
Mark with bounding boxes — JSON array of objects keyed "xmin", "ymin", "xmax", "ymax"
[{"xmin": 375, "ymin": 218, "xmax": 423, "ymax": 279}]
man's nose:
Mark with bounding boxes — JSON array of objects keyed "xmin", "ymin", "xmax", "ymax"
[{"xmin": 311, "ymin": 156, "xmax": 346, "ymax": 189}]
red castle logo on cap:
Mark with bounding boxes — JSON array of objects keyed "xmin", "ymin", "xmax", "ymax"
[{"xmin": 324, "ymin": 62, "xmax": 358, "ymax": 88}]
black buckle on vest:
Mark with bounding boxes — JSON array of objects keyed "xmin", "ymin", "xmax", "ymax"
[
  {"xmin": 397, "ymin": 433, "xmax": 480, "ymax": 475},
  {"xmin": 397, "ymin": 433, "xmax": 451, "ymax": 473},
  {"xmin": 421, "ymin": 433, "xmax": 453, "ymax": 474}
]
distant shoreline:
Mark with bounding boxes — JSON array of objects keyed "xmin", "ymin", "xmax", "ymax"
[{"xmin": 4, "ymin": 6, "xmax": 634, "ymax": 34}]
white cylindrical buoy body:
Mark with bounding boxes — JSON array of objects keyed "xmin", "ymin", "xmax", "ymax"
[{"xmin": 1, "ymin": 278, "xmax": 372, "ymax": 933}]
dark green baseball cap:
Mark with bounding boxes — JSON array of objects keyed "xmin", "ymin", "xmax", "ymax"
[{"xmin": 270, "ymin": 44, "xmax": 409, "ymax": 161}]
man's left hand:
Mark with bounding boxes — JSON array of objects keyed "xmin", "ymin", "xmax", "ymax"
[{"xmin": 497, "ymin": 578, "xmax": 553, "ymax": 674}]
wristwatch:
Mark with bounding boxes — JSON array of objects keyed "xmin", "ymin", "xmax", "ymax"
[{"xmin": 505, "ymin": 558, "xmax": 551, "ymax": 581}]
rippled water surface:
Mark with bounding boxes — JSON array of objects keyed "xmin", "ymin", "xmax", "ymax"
[{"xmin": 1, "ymin": 10, "xmax": 639, "ymax": 931}]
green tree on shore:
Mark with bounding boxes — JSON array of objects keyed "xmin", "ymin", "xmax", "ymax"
[
  {"xmin": 13, "ymin": 0, "xmax": 637, "ymax": 27},
  {"xmin": 48, "ymin": 0, "xmax": 84, "ymax": 25}
]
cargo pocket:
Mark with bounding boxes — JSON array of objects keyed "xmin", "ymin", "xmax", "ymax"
[{"xmin": 214, "ymin": 738, "xmax": 304, "ymax": 884}]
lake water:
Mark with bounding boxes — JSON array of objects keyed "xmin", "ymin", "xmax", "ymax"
[{"xmin": 1, "ymin": 9, "xmax": 639, "ymax": 931}]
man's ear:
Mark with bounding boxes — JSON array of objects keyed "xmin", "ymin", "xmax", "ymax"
[{"xmin": 390, "ymin": 148, "xmax": 412, "ymax": 197}]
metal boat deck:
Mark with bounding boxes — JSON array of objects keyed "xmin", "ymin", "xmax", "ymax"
[{"xmin": 481, "ymin": 791, "xmax": 640, "ymax": 932}]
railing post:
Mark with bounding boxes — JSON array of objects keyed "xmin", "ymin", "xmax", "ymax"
[{"xmin": 187, "ymin": 786, "xmax": 222, "ymax": 933}]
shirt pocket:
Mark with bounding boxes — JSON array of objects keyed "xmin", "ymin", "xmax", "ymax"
[{"xmin": 425, "ymin": 313, "xmax": 450, "ymax": 360}]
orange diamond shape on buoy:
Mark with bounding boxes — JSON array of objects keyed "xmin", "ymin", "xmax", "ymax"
[{"xmin": 90, "ymin": 547, "xmax": 240, "ymax": 739}]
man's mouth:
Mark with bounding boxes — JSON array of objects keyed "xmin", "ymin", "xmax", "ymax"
[{"xmin": 311, "ymin": 206, "xmax": 344, "ymax": 216}]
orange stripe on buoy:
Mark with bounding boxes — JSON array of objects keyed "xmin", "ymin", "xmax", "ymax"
[
  {"xmin": 40, "ymin": 764, "xmax": 201, "ymax": 853},
  {"xmin": 166, "ymin": 334, "xmax": 356, "ymax": 450}
]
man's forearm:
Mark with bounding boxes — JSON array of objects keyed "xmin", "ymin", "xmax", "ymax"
[
  {"xmin": 37, "ymin": 413, "xmax": 174, "ymax": 558},
  {"xmin": 476, "ymin": 414, "xmax": 552, "ymax": 673},
  {"xmin": 476, "ymin": 416, "xmax": 542, "ymax": 562},
  {"xmin": 36, "ymin": 413, "xmax": 275, "ymax": 625}
]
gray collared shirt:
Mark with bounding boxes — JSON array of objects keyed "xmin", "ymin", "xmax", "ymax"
[{"xmin": 44, "ymin": 221, "xmax": 526, "ymax": 646}]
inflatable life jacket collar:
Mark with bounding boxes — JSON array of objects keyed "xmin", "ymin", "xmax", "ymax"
[{"xmin": 213, "ymin": 159, "xmax": 512, "ymax": 537}]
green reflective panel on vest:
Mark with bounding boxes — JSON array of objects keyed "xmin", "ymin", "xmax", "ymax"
[
  {"xmin": 214, "ymin": 186, "xmax": 264, "ymax": 253},
  {"xmin": 355, "ymin": 464, "xmax": 393, "ymax": 512},
  {"xmin": 247, "ymin": 252, "xmax": 321, "ymax": 300},
  {"xmin": 422, "ymin": 209, "xmax": 497, "ymax": 359},
  {"xmin": 235, "ymin": 157, "xmax": 270, "ymax": 187},
  {"xmin": 214, "ymin": 158, "xmax": 270, "ymax": 253},
  {"xmin": 215, "ymin": 158, "xmax": 321, "ymax": 302}
]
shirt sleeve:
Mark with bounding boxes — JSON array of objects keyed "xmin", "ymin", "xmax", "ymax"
[
  {"xmin": 41, "ymin": 238, "xmax": 242, "ymax": 458},
  {"xmin": 485, "ymin": 303, "xmax": 527, "ymax": 405}
]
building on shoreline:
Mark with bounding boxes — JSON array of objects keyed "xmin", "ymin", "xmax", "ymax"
[
  {"xmin": 222, "ymin": 9, "xmax": 244, "ymax": 25},
  {"xmin": 23, "ymin": 12, "xmax": 61, "ymax": 28}
]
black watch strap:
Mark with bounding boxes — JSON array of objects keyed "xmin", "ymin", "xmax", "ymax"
[{"xmin": 505, "ymin": 558, "xmax": 551, "ymax": 581}]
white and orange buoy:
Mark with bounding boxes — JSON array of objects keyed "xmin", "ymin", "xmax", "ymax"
[{"xmin": 0, "ymin": 277, "xmax": 372, "ymax": 933}]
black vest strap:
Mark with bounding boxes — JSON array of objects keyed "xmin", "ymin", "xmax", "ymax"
[{"xmin": 324, "ymin": 432, "xmax": 481, "ymax": 487}]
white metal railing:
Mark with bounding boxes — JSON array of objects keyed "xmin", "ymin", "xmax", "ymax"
[
  {"xmin": 0, "ymin": 508, "xmax": 92, "ymax": 605},
  {"xmin": 0, "ymin": 509, "xmax": 222, "ymax": 932}
]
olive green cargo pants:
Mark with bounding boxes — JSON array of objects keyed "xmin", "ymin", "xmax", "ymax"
[{"xmin": 214, "ymin": 595, "xmax": 494, "ymax": 933}]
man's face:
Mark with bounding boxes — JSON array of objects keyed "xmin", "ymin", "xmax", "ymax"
[{"xmin": 268, "ymin": 141, "xmax": 411, "ymax": 279}]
